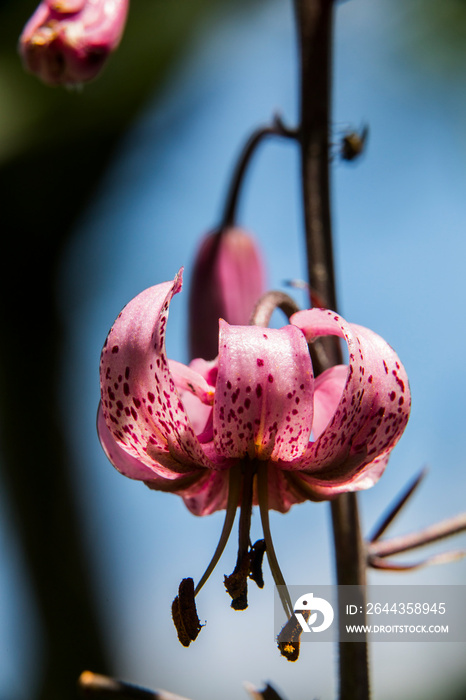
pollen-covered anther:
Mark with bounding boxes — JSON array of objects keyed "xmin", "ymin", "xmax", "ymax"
[
  {"xmin": 224, "ymin": 555, "xmax": 250, "ymax": 611},
  {"xmin": 276, "ymin": 610, "xmax": 311, "ymax": 662}
]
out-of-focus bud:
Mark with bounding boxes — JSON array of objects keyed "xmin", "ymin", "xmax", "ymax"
[
  {"xmin": 189, "ymin": 227, "xmax": 266, "ymax": 360},
  {"xmin": 18, "ymin": 0, "xmax": 129, "ymax": 86}
]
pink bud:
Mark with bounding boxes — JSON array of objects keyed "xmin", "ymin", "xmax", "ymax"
[
  {"xmin": 18, "ymin": 0, "xmax": 129, "ymax": 86},
  {"xmin": 189, "ymin": 227, "xmax": 266, "ymax": 360}
]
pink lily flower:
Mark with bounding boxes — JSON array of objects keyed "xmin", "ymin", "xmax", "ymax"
[
  {"xmin": 98, "ymin": 269, "xmax": 410, "ymax": 619},
  {"xmin": 19, "ymin": 0, "xmax": 129, "ymax": 86},
  {"xmin": 188, "ymin": 227, "xmax": 266, "ymax": 360}
]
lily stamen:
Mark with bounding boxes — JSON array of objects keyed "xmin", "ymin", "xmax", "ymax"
[
  {"xmin": 224, "ymin": 460, "xmax": 257, "ymax": 610},
  {"xmin": 194, "ymin": 464, "xmax": 242, "ymax": 597},
  {"xmin": 257, "ymin": 463, "xmax": 293, "ymax": 619}
]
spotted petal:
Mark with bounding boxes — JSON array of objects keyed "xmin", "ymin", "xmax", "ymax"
[
  {"xmin": 312, "ymin": 364, "xmax": 349, "ymax": 438},
  {"xmin": 289, "ymin": 308, "xmax": 411, "ymax": 483},
  {"xmin": 97, "ymin": 403, "xmax": 202, "ymax": 484},
  {"xmin": 213, "ymin": 321, "xmax": 314, "ymax": 462},
  {"xmin": 99, "ymin": 270, "xmax": 221, "ymax": 477}
]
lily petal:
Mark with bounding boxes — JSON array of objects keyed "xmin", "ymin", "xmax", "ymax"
[
  {"xmin": 168, "ymin": 359, "xmax": 214, "ymax": 406},
  {"xmin": 99, "ymin": 398, "xmax": 229, "ymax": 516},
  {"xmin": 97, "ymin": 402, "xmax": 202, "ymax": 483},
  {"xmin": 99, "ymin": 270, "xmax": 220, "ymax": 475},
  {"xmin": 262, "ymin": 465, "xmax": 306, "ymax": 513},
  {"xmin": 312, "ymin": 364, "xmax": 348, "ymax": 438},
  {"xmin": 171, "ymin": 358, "xmax": 218, "ymax": 436},
  {"xmin": 287, "ymin": 451, "xmax": 391, "ymax": 501},
  {"xmin": 290, "ymin": 309, "xmax": 410, "ymax": 480},
  {"xmin": 179, "ymin": 470, "xmax": 231, "ymax": 516},
  {"xmin": 214, "ymin": 321, "xmax": 314, "ymax": 461}
]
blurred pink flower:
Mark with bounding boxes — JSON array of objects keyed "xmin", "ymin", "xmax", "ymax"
[
  {"xmin": 98, "ymin": 269, "xmax": 410, "ymax": 515},
  {"xmin": 18, "ymin": 0, "xmax": 129, "ymax": 86},
  {"xmin": 188, "ymin": 227, "xmax": 266, "ymax": 360}
]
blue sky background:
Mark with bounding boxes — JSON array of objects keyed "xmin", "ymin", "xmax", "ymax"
[{"xmin": 1, "ymin": 0, "xmax": 466, "ymax": 698}]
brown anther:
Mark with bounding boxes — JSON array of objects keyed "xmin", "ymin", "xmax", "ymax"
[
  {"xmin": 276, "ymin": 610, "xmax": 310, "ymax": 662},
  {"xmin": 225, "ymin": 538, "xmax": 268, "ymax": 610},
  {"xmin": 224, "ymin": 553, "xmax": 251, "ymax": 610},
  {"xmin": 171, "ymin": 577, "xmax": 203, "ymax": 647}
]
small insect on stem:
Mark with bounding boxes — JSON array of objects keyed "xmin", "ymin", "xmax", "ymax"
[{"xmin": 340, "ymin": 124, "xmax": 369, "ymax": 162}]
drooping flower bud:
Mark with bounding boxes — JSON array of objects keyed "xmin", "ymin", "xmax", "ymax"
[
  {"xmin": 18, "ymin": 0, "xmax": 129, "ymax": 86},
  {"xmin": 188, "ymin": 227, "xmax": 266, "ymax": 360}
]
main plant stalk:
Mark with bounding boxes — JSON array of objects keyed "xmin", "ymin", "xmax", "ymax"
[{"xmin": 293, "ymin": 2, "xmax": 370, "ymax": 698}]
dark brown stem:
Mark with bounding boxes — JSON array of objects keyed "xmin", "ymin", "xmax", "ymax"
[
  {"xmin": 293, "ymin": 1, "xmax": 370, "ymax": 698},
  {"xmin": 294, "ymin": 1, "xmax": 337, "ymax": 315},
  {"xmin": 250, "ymin": 290, "xmax": 301, "ymax": 327},
  {"xmin": 221, "ymin": 116, "xmax": 298, "ymax": 228},
  {"xmin": 330, "ymin": 492, "xmax": 370, "ymax": 700}
]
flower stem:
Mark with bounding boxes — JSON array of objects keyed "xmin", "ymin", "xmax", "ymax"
[
  {"xmin": 293, "ymin": 1, "xmax": 370, "ymax": 698},
  {"xmin": 250, "ymin": 290, "xmax": 301, "ymax": 327},
  {"xmin": 294, "ymin": 0, "xmax": 337, "ymax": 315},
  {"xmin": 221, "ymin": 116, "xmax": 298, "ymax": 229},
  {"xmin": 330, "ymin": 491, "xmax": 370, "ymax": 700}
]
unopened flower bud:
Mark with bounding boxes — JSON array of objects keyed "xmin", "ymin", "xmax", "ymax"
[
  {"xmin": 189, "ymin": 227, "xmax": 266, "ymax": 360},
  {"xmin": 18, "ymin": 0, "xmax": 129, "ymax": 86}
]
